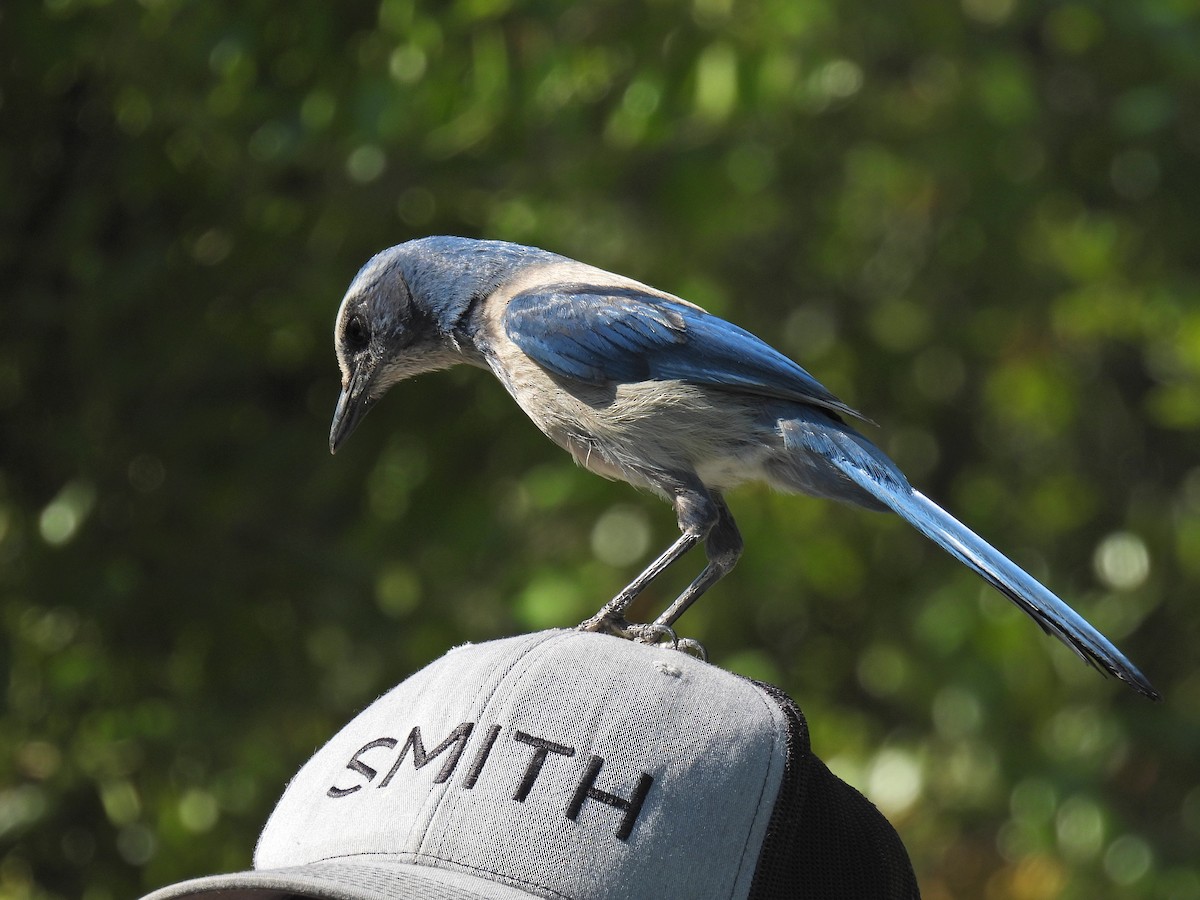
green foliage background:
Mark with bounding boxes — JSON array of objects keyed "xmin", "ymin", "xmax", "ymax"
[{"xmin": 3, "ymin": 0, "xmax": 1199, "ymax": 897}]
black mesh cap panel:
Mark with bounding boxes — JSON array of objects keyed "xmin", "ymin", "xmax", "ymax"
[{"xmin": 747, "ymin": 682, "xmax": 921, "ymax": 900}]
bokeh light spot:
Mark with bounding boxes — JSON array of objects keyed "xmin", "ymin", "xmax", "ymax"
[
  {"xmin": 591, "ymin": 505, "xmax": 652, "ymax": 568},
  {"xmin": 1093, "ymin": 531, "xmax": 1150, "ymax": 591}
]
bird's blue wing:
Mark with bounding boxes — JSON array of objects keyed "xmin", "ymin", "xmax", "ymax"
[{"xmin": 503, "ymin": 284, "xmax": 866, "ymax": 420}]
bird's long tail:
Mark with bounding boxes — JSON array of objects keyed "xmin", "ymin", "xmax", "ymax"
[{"xmin": 780, "ymin": 419, "xmax": 1160, "ymax": 700}]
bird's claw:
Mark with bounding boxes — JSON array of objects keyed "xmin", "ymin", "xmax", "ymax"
[
  {"xmin": 673, "ymin": 637, "xmax": 708, "ymax": 661},
  {"xmin": 631, "ymin": 625, "xmax": 709, "ymax": 661}
]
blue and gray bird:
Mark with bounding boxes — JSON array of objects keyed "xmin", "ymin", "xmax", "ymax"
[{"xmin": 329, "ymin": 236, "xmax": 1158, "ymax": 699}]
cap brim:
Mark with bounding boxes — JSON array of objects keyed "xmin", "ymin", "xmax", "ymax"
[{"xmin": 140, "ymin": 857, "xmax": 543, "ymax": 900}]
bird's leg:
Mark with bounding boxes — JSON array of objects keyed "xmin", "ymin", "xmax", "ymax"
[
  {"xmin": 577, "ymin": 530, "xmax": 703, "ymax": 635},
  {"xmin": 578, "ymin": 483, "xmax": 717, "ymax": 637},
  {"xmin": 652, "ymin": 494, "xmax": 743, "ymax": 629}
]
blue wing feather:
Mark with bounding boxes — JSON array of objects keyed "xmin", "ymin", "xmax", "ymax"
[{"xmin": 503, "ymin": 284, "xmax": 866, "ymax": 420}]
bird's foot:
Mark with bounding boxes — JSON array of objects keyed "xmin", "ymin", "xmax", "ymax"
[
  {"xmin": 576, "ymin": 614, "xmax": 707, "ymax": 661},
  {"xmin": 577, "ymin": 611, "xmax": 636, "ymax": 637},
  {"xmin": 625, "ymin": 622, "xmax": 678, "ymax": 645},
  {"xmin": 631, "ymin": 624, "xmax": 708, "ymax": 661}
]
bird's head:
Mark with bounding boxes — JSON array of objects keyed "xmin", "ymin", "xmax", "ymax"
[{"xmin": 329, "ymin": 236, "xmax": 559, "ymax": 453}]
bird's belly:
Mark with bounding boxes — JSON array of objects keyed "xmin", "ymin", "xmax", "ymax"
[
  {"xmin": 693, "ymin": 451, "xmax": 770, "ymax": 492},
  {"xmin": 502, "ymin": 370, "xmax": 774, "ymax": 494}
]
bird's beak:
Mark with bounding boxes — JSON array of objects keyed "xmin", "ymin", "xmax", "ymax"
[{"xmin": 329, "ymin": 364, "xmax": 378, "ymax": 454}]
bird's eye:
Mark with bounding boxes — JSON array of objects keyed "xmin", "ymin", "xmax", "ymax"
[{"xmin": 344, "ymin": 314, "xmax": 370, "ymax": 352}]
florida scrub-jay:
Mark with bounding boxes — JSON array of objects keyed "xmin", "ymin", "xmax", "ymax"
[{"xmin": 328, "ymin": 236, "xmax": 1158, "ymax": 700}]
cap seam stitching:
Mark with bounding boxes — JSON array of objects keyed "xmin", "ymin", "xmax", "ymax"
[{"xmin": 723, "ymin": 680, "xmax": 789, "ymax": 899}]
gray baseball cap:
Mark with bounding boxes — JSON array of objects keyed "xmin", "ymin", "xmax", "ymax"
[{"xmin": 140, "ymin": 629, "xmax": 918, "ymax": 899}]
